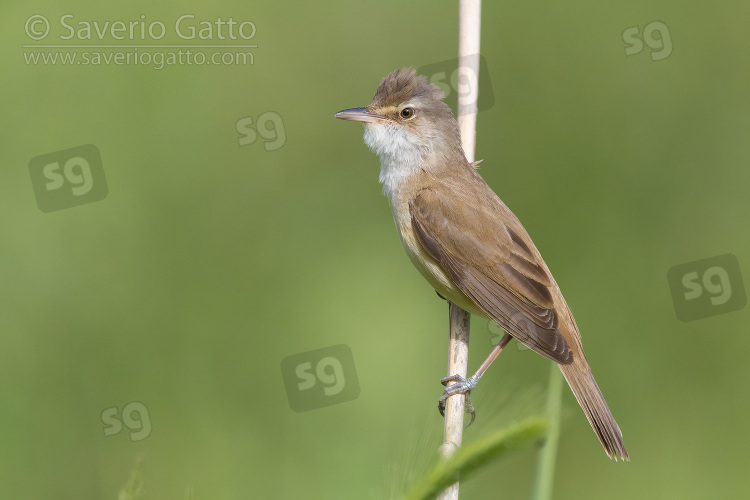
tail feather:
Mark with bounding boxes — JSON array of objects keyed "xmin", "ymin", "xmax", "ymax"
[{"xmin": 559, "ymin": 361, "xmax": 629, "ymax": 461}]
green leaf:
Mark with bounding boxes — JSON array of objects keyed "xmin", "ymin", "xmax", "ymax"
[{"xmin": 404, "ymin": 417, "xmax": 548, "ymax": 500}]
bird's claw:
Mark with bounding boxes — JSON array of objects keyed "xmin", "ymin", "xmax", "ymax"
[{"xmin": 437, "ymin": 374, "xmax": 478, "ymax": 427}]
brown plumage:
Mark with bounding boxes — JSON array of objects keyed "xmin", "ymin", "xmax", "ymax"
[{"xmin": 336, "ymin": 67, "xmax": 628, "ymax": 460}]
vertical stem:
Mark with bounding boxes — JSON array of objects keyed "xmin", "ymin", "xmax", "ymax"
[
  {"xmin": 531, "ymin": 363, "xmax": 564, "ymax": 500},
  {"xmin": 457, "ymin": 0, "xmax": 482, "ymax": 164},
  {"xmin": 438, "ymin": 2, "xmax": 481, "ymax": 500},
  {"xmin": 438, "ymin": 303, "xmax": 471, "ymax": 500}
]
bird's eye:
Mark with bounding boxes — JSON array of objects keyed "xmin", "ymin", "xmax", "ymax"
[{"xmin": 400, "ymin": 107, "xmax": 415, "ymax": 119}]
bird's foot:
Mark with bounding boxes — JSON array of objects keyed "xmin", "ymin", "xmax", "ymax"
[{"xmin": 438, "ymin": 374, "xmax": 480, "ymax": 427}]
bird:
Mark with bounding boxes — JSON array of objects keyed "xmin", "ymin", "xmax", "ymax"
[{"xmin": 334, "ymin": 67, "xmax": 628, "ymax": 461}]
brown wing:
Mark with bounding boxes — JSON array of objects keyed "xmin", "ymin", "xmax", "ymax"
[{"xmin": 409, "ymin": 187, "xmax": 572, "ymax": 363}]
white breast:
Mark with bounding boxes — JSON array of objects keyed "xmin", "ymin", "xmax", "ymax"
[
  {"xmin": 362, "ymin": 125, "xmax": 484, "ymax": 317},
  {"xmin": 363, "ymin": 122, "xmax": 429, "ymax": 201}
]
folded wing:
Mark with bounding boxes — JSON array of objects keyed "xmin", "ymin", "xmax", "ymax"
[{"xmin": 409, "ymin": 187, "xmax": 572, "ymax": 363}]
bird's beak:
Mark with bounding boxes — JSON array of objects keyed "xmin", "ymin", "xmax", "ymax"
[{"xmin": 335, "ymin": 107, "xmax": 395, "ymax": 124}]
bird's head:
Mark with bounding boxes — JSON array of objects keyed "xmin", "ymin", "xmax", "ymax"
[{"xmin": 335, "ymin": 67, "xmax": 467, "ymax": 188}]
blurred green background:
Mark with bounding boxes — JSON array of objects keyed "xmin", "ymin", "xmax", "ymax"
[{"xmin": 3, "ymin": 0, "xmax": 750, "ymax": 498}]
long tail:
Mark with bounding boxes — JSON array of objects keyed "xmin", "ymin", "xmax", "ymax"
[{"xmin": 559, "ymin": 360, "xmax": 629, "ymax": 461}]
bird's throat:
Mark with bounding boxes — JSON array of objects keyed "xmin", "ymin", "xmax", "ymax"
[{"xmin": 363, "ymin": 123, "xmax": 430, "ymax": 200}]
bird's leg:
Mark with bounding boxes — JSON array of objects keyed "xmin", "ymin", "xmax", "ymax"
[{"xmin": 438, "ymin": 332, "xmax": 513, "ymax": 425}]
